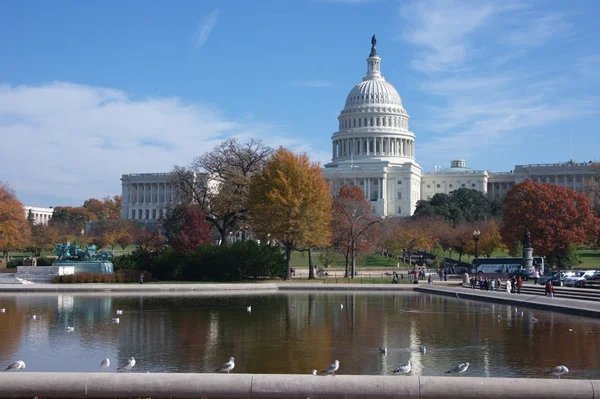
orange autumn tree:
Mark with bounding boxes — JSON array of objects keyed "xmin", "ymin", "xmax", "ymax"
[
  {"xmin": 0, "ymin": 183, "xmax": 30, "ymax": 263},
  {"xmin": 332, "ymin": 185, "xmax": 381, "ymax": 278},
  {"xmin": 248, "ymin": 147, "xmax": 332, "ymax": 280},
  {"xmin": 502, "ymin": 180, "xmax": 600, "ymax": 264}
]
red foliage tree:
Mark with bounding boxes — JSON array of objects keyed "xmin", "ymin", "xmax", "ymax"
[
  {"xmin": 171, "ymin": 205, "xmax": 212, "ymax": 253},
  {"xmin": 331, "ymin": 185, "xmax": 381, "ymax": 278},
  {"xmin": 502, "ymin": 180, "xmax": 600, "ymax": 259}
]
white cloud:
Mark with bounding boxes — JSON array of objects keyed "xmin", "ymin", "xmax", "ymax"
[
  {"xmin": 400, "ymin": 0, "xmax": 497, "ymax": 73},
  {"xmin": 505, "ymin": 13, "xmax": 571, "ymax": 47},
  {"xmin": 0, "ymin": 82, "xmax": 325, "ymax": 206},
  {"xmin": 194, "ymin": 9, "xmax": 220, "ymax": 50}
]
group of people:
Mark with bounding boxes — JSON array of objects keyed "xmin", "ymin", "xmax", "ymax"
[{"xmin": 469, "ymin": 274, "xmax": 524, "ymax": 294}]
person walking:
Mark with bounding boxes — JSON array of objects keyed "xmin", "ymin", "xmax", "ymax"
[
  {"xmin": 506, "ymin": 278, "xmax": 512, "ymax": 294},
  {"xmin": 545, "ymin": 281, "xmax": 555, "ymax": 298},
  {"xmin": 516, "ymin": 276, "xmax": 523, "ymax": 294},
  {"xmin": 533, "ymin": 268, "xmax": 540, "ymax": 285}
]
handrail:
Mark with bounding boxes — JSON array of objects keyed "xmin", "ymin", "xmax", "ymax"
[{"xmin": 0, "ymin": 373, "xmax": 597, "ymax": 399}]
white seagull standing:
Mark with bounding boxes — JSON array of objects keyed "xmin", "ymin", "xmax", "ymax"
[
  {"xmin": 67, "ymin": 326, "xmax": 75, "ymax": 332},
  {"xmin": 116, "ymin": 310, "xmax": 123, "ymax": 315},
  {"xmin": 547, "ymin": 365, "xmax": 569, "ymax": 379},
  {"xmin": 319, "ymin": 360, "xmax": 340, "ymax": 375},
  {"xmin": 112, "ymin": 317, "xmax": 120, "ymax": 323},
  {"xmin": 419, "ymin": 346, "xmax": 426, "ymax": 354},
  {"xmin": 117, "ymin": 357, "xmax": 136, "ymax": 372},
  {"xmin": 379, "ymin": 347, "xmax": 388, "ymax": 355},
  {"xmin": 246, "ymin": 306, "xmax": 251, "ymax": 313},
  {"xmin": 215, "ymin": 357, "xmax": 235, "ymax": 373},
  {"xmin": 340, "ymin": 304, "xmax": 344, "ymax": 309},
  {"xmin": 30, "ymin": 315, "xmax": 37, "ymax": 320},
  {"xmin": 312, "ymin": 369, "xmax": 317, "ymax": 375},
  {"xmin": 0, "ymin": 308, "xmax": 6, "ymax": 313},
  {"xmin": 4, "ymin": 360, "xmax": 26, "ymax": 371},
  {"xmin": 446, "ymin": 362, "xmax": 469, "ymax": 374},
  {"xmin": 391, "ymin": 360, "xmax": 411, "ymax": 374},
  {"xmin": 100, "ymin": 358, "xmax": 110, "ymax": 370}
]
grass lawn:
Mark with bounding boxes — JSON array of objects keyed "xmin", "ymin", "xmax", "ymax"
[
  {"xmin": 577, "ymin": 250, "xmax": 600, "ymax": 269},
  {"xmin": 290, "ymin": 250, "xmax": 410, "ymax": 269}
]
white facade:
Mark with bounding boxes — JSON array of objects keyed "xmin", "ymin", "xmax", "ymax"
[
  {"xmin": 421, "ymin": 160, "xmax": 488, "ymax": 201},
  {"xmin": 23, "ymin": 206, "xmax": 53, "ymax": 225},
  {"xmin": 120, "ymin": 173, "xmax": 177, "ymax": 221},
  {"xmin": 322, "ymin": 38, "xmax": 422, "ymax": 217}
]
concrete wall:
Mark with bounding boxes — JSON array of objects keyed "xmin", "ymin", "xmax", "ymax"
[{"xmin": 0, "ymin": 374, "xmax": 597, "ymax": 399}]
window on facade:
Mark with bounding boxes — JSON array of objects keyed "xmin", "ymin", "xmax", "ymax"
[
  {"xmin": 370, "ymin": 118, "xmax": 374, "ymax": 126},
  {"xmin": 426, "ymin": 184, "xmax": 431, "ymax": 188},
  {"xmin": 436, "ymin": 184, "xmax": 440, "ymax": 188},
  {"xmin": 461, "ymin": 184, "xmax": 465, "ymax": 187},
  {"xmin": 449, "ymin": 184, "xmax": 453, "ymax": 188},
  {"xmin": 358, "ymin": 119, "xmax": 362, "ymax": 127},
  {"xmin": 138, "ymin": 209, "xmax": 142, "ymax": 219},
  {"xmin": 152, "ymin": 209, "xmax": 156, "ymax": 219},
  {"xmin": 131, "ymin": 210, "xmax": 135, "ymax": 219},
  {"xmin": 397, "ymin": 206, "xmax": 401, "ymax": 214},
  {"xmin": 471, "ymin": 183, "xmax": 476, "ymax": 187},
  {"xmin": 397, "ymin": 180, "xmax": 402, "ymax": 184},
  {"xmin": 397, "ymin": 191, "xmax": 402, "ymax": 199}
]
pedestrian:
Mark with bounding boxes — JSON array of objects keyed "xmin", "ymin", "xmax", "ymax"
[
  {"xmin": 470, "ymin": 277, "xmax": 476, "ymax": 289},
  {"xmin": 439, "ymin": 270, "xmax": 443, "ymax": 281},
  {"xmin": 496, "ymin": 277, "xmax": 502, "ymax": 292},
  {"xmin": 443, "ymin": 269, "xmax": 448, "ymax": 281},
  {"xmin": 510, "ymin": 276, "xmax": 517, "ymax": 293},
  {"xmin": 516, "ymin": 276, "xmax": 523, "ymax": 294},
  {"xmin": 545, "ymin": 281, "xmax": 555, "ymax": 298},
  {"xmin": 428, "ymin": 273, "xmax": 432, "ymax": 285},
  {"xmin": 139, "ymin": 273, "xmax": 144, "ymax": 284},
  {"xmin": 506, "ymin": 279, "xmax": 512, "ymax": 294},
  {"xmin": 490, "ymin": 278, "xmax": 495, "ymax": 291},
  {"xmin": 533, "ymin": 268, "xmax": 540, "ymax": 285}
]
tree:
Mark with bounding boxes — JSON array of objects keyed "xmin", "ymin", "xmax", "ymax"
[
  {"xmin": 413, "ymin": 188, "xmax": 494, "ymax": 226},
  {"xmin": 170, "ymin": 205, "xmax": 212, "ymax": 253},
  {"xmin": 26, "ymin": 224, "xmax": 59, "ymax": 256},
  {"xmin": 248, "ymin": 148, "xmax": 332, "ymax": 280},
  {"xmin": 51, "ymin": 206, "xmax": 95, "ymax": 232},
  {"xmin": 391, "ymin": 218, "xmax": 434, "ymax": 264},
  {"xmin": 0, "ymin": 183, "xmax": 30, "ymax": 263},
  {"xmin": 170, "ymin": 138, "xmax": 273, "ymax": 246},
  {"xmin": 546, "ymin": 243, "xmax": 580, "ymax": 269},
  {"xmin": 83, "ymin": 198, "xmax": 108, "ymax": 220},
  {"xmin": 103, "ymin": 195, "xmax": 122, "ymax": 220},
  {"xmin": 331, "ymin": 185, "xmax": 381, "ymax": 278},
  {"xmin": 502, "ymin": 180, "xmax": 600, "ymax": 263},
  {"xmin": 475, "ymin": 219, "xmax": 507, "ymax": 258}
]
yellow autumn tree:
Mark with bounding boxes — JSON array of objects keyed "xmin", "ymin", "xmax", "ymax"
[
  {"xmin": 248, "ymin": 147, "xmax": 332, "ymax": 280},
  {"xmin": 0, "ymin": 183, "xmax": 30, "ymax": 263}
]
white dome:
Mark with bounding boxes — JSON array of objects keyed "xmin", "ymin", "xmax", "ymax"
[{"xmin": 344, "ymin": 79, "xmax": 403, "ymax": 109}]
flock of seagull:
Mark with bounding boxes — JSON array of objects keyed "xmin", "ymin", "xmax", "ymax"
[{"xmin": 0, "ymin": 304, "xmax": 571, "ymax": 378}]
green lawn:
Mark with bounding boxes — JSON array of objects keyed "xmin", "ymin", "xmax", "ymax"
[
  {"xmin": 290, "ymin": 250, "xmax": 410, "ymax": 269},
  {"xmin": 578, "ymin": 250, "xmax": 600, "ymax": 269}
]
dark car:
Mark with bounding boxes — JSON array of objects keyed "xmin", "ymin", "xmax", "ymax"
[
  {"xmin": 508, "ymin": 269, "xmax": 534, "ymax": 281},
  {"xmin": 538, "ymin": 271, "xmax": 573, "ymax": 286}
]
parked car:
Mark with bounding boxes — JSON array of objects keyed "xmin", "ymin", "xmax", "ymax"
[
  {"xmin": 538, "ymin": 271, "xmax": 576, "ymax": 286},
  {"xmin": 580, "ymin": 270, "xmax": 600, "ymax": 288},
  {"xmin": 564, "ymin": 270, "xmax": 595, "ymax": 287}
]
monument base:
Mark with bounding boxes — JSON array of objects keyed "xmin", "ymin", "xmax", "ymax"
[
  {"xmin": 52, "ymin": 261, "xmax": 114, "ymax": 274},
  {"xmin": 522, "ymin": 247, "xmax": 534, "ymax": 271}
]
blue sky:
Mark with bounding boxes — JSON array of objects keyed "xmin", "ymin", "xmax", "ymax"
[{"xmin": 1, "ymin": 0, "xmax": 599, "ymax": 206}]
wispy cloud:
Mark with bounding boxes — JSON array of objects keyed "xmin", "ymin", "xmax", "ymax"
[
  {"xmin": 577, "ymin": 54, "xmax": 600, "ymax": 80},
  {"xmin": 194, "ymin": 9, "xmax": 220, "ymax": 50},
  {"xmin": 289, "ymin": 80, "xmax": 333, "ymax": 88},
  {"xmin": 506, "ymin": 13, "xmax": 571, "ymax": 46},
  {"xmin": 397, "ymin": 1, "xmax": 593, "ymax": 169},
  {"xmin": 0, "ymin": 82, "xmax": 324, "ymax": 205}
]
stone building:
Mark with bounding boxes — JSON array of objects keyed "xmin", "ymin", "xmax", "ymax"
[{"xmin": 23, "ymin": 206, "xmax": 53, "ymax": 225}]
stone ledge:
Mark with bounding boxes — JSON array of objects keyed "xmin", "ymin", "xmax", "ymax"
[{"xmin": 0, "ymin": 374, "xmax": 595, "ymax": 399}]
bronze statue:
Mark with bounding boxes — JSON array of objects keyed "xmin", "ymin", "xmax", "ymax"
[
  {"xmin": 371, "ymin": 34, "xmax": 377, "ymax": 48},
  {"xmin": 522, "ymin": 229, "xmax": 531, "ymax": 248}
]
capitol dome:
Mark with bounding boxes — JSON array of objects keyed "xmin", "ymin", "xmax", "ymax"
[{"xmin": 331, "ymin": 35, "xmax": 415, "ymax": 163}]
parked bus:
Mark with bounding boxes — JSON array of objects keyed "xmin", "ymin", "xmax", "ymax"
[{"xmin": 471, "ymin": 257, "xmax": 545, "ymax": 275}]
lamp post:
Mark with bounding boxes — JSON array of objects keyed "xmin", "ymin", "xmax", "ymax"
[{"xmin": 472, "ymin": 230, "xmax": 481, "ymax": 261}]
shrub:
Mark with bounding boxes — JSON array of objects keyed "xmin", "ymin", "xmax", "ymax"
[
  {"xmin": 51, "ymin": 270, "xmax": 152, "ymax": 283},
  {"xmin": 36, "ymin": 257, "xmax": 53, "ymax": 266},
  {"xmin": 7, "ymin": 259, "xmax": 23, "ymax": 268}
]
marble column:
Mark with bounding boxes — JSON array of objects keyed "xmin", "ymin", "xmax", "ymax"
[{"xmin": 382, "ymin": 176, "xmax": 387, "ymax": 201}]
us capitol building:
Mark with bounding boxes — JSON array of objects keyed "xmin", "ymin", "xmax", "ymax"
[{"xmin": 120, "ymin": 36, "xmax": 597, "ymax": 221}]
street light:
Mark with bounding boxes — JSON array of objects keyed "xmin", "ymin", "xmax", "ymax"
[{"xmin": 472, "ymin": 230, "xmax": 481, "ymax": 260}]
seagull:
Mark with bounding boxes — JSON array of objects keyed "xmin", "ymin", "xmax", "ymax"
[
  {"xmin": 520, "ymin": 311, "xmax": 524, "ymax": 317},
  {"xmin": 568, "ymin": 328, "xmax": 573, "ymax": 332},
  {"xmin": 340, "ymin": 304, "xmax": 344, "ymax": 309},
  {"xmin": 547, "ymin": 365, "xmax": 569, "ymax": 379},
  {"xmin": 0, "ymin": 308, "xmax": 5, "ymax": 313},
  {"xmin": 67, "ymin": 326, "xmax": 75, "ymax": 332},
  {"xmin": 215, "ymin": 357, "xmax": 235, "ymax": 373},
  {"xmin": 112, "ymin": 317, "xmax": 120, "ymax": 323},
  {"xmin": 312, "ymin": 369, "xmax": 317, "ymax": 375},
  {"xmin": 419, "ymin": 346, "xmax": 426, "ymax": 354},
  {"xmin": 247, "ymin": 306, "xmax": 251, "ymax": 313},
  {"xmin": 319, "ymin": 360, "xmax": 340, "ymax": 375},
  {"xmin": 291, "ymin": 305, "xmax": 295, "ymax": 310},
  {"xmin": 391, "ymin": 360, "xmax": 411, "ymax": 374},
  {"xmin": 117, "ymin": 357, "xmax": 136, "ymax": 372},
  {"xmin": 532, "ymin": 317, "xmax": 538, "ymax": 323},
  {"xmin": 30, "ymin": 315, "xmax": 37, "ymax": 320},
  {"xmin": 100, "ymin": 358, "xmax": 110, "ymax": 370},
  {"xmin": 497, "ymin": 315, "xmax": 502, "ymax": 320},
  {"xmin": 116, "ymin": 310, "xmax": 123, "ymax": 315},
  {"xmin": 4, "ymin": 360, "xmax": 26, "ymax": 371},
  {"xmin": 446, "ymin": 362, "xmax": 469, "ymax": 374},
  {"xmin": 379, "ymin": 347, "xmax": 388, "ymax": 355}
]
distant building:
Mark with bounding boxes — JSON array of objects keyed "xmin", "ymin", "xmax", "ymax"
[
  {"xmin": 120, "ymin": 37, "xmax": 599, "ymax": 218},
  {"xmin": 23, "ymin": 206, "xmax": 53, "ymax": 225}
]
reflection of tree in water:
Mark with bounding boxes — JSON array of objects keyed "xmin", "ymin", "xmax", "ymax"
[{"xmin": 0, "ymin": 297, "xmax": 25, "ymax": 358}]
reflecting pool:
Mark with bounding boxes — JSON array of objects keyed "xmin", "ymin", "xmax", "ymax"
[{"xmin": 0, "ymin": 292, "xmax": 598, "ymax": 379}]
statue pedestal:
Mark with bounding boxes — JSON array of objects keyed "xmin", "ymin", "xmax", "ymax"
[{"xmin": 523, "ymin": 247, "xmax": 534, "ymax": 271}]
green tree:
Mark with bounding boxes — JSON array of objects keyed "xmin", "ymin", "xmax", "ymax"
[
  {"xmin": 248, "ymin": 148, "xmax": 332, "ymax": 280},
  {"xmin": 547, "ymin": 243, "xmax": 580, "ymax": 269}
]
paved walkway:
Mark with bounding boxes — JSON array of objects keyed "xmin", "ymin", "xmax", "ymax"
[{"xmin": 414, "ymin": 284, "xmax": 600, "ymax": 318}]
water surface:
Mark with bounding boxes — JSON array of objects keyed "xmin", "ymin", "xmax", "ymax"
[{"xmin": 0, "ymin": 292, "xmax": 598, "ymax": 379}]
